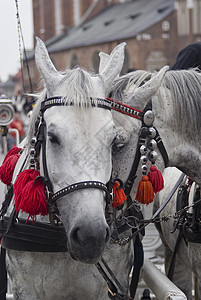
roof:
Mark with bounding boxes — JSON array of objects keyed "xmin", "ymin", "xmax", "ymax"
[{"xmin": 28, "ymin": 0, "xmax": 175, "ymax": 59}]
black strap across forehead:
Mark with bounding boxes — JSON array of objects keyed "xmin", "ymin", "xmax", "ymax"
[{"xmin": 40, "ymin": 96, "xmax": 112, "ymax": 113}]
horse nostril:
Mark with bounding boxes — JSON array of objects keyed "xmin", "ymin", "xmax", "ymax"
[
  {"xmin": 70, "ymin": 223, "xmax": 110, "ymax": 246},
  {"xmin": 71, "ymin": 227, "xmax": 83, "ymax": 246}
]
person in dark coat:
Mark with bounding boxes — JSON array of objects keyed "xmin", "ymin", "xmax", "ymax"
[{"xmin": 171, "ymin": 41, "xmax": 201, "ymax": 70}]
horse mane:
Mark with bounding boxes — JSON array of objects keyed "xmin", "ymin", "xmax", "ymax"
[
  {"xmin": 109, "ymin": 68, "xmax": 201, "ymax": 140},
  {"xmin": 163, "ymin": 69, "xmax": 201, "ymax": 139},
  {"xmin": 26, "ymin": 67, "xmax": 100, "ymax": 146},
  {"xmin": 108, "ymin": 70, "xmax": 152, "ymax": 102}
]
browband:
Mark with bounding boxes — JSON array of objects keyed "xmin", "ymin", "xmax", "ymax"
[
  {"xmin": 40, "ymin": 96, "xmax": 143, "ymax": 121},
  {"xmin": 40, "ymin": 97, "xmax": 112, "ymax": 112}
]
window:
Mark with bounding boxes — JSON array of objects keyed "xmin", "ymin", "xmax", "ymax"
[{"xmin": 162, "ymin": 21, "xmax": 170, "ymax": 31}]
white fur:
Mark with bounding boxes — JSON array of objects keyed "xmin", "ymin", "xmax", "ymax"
[{"xmin": 6, "ymin": 39, "xmax": 133, "ymax": 300}]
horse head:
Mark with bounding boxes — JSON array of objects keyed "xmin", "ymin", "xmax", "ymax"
[
  {"xmin": 107, "ymin": 65, "xmax": 169, "ymax": 187},
  {"xmin": 32, "ymin": 38, "xmax": 126, "ymax": 263}
]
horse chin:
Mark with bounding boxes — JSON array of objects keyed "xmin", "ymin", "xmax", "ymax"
[{"xmin": 68, "ymin": 243, "xmax": 106, "ymax": 264}]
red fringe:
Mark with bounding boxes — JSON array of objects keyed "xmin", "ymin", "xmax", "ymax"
[
  {"xmin": 112, "ymin": 181, "xmax": 127, "ymax": 207},
  {"xmin": 0, "ymin": 146, "xmax": 22, "ymax": 185},
  {"xmin": 2, "ymin": 147, "xmax": 22, "ymax": 163},
  {"xmin": 14, "ymin": 169, "xmax": 48, "ymax": 221},
  {"xmin": 135, "ymin": 175, "xmax": 154, "ymax": 205},
  {"xmin": 148, "ymin": 165, "xmax": 164, "ymax": 193},
  {"xmin": 14, "ymin": 169, "xmax": 39, "ymax": 210}
]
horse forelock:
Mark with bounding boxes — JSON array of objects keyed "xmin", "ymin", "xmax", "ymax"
[
  {"xmin": 108, "ymin": 70, "xmax": 152, "ymax": 102},
  {"xmin": 163, "ymin": 69, "xmax": 201, "ymax": 139},
  {"xmin": 60, "ymin": 68, "xmax": 99, "ymax": 105}
]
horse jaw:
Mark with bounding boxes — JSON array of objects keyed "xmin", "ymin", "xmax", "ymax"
[
  {"xmin": 127, "ymin": 65, "xmax": 169, "ymax": 110},
  {"xmin": 35, "ymin": 37, "xmax": 64, "ymax": 96},
  {"xmin": 100, "ymin": 43, "xmax": 126, "ymax": 92}
]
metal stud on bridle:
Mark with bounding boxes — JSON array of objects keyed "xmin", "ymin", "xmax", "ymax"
[
  {"xmin": 135, "ymin": 110, "xmax": 164, "ymax": 204},
  {"xmin": 139, "ymin": 110, "xmax": 158, "ymax": 175}
]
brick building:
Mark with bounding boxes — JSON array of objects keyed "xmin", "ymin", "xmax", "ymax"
[{"xmin": 22, "ymin": 0, "xmax": 201, "ymax": 94}]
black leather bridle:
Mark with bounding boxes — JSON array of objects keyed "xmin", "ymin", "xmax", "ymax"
[
  {"xmin": 34, "ymin": 96, "xmax": 114, "ymax": 222},
  {"xmin": 36, "ymin": 96, "xmax": 155, "ymax": 217}
]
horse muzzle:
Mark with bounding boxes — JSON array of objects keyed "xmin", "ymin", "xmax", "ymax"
[{"xmin": 68, "ymin": 218, "xmax": 110, "ymax": 263}]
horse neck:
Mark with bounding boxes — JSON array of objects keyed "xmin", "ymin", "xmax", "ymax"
[{"xmin": 153, "ymin": 92, "xmax": 201, "ymax": 186}]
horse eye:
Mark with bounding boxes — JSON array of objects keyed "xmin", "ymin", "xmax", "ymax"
[
  {"xmin": 112, "ymin": 138, "xmax": 125, "ymax": 152},
  {"xmin": 48, "ymin": 133, "xmax": 60, "ymax": 145}
]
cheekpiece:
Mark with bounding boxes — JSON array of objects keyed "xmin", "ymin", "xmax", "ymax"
[{"xmin": 139, "ymin": 110, "xmax": 158, "ymax": 175}]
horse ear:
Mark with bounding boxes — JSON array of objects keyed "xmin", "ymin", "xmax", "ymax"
[
  {"xmin": 35, "ymin": 37, "xmax": 63, "ymax": 92},
  {"xmin": 99, "ymin": 52, "xmax": 110, "ymax": 74},
  {"xmin": 100, "ymin": 43, "xmax": 126, "ymax": 91},
  {"xmin": 128, "ymin": 66, "xmax": 169, "ymax": 110}
]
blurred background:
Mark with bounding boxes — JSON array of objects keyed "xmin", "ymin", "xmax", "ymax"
[
  {"xmin": 0, "ymin": 1, "xmax": 200, "ymax": 298},
  {"xmin": 1, "ymin": 0, "xmax": 201, "ymax": 99}
]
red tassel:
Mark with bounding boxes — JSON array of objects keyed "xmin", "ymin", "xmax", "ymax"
[
  {"xmin": 135, "ymin": 175, "xmax": 154, "ymax": 205},
  {"xmin": 148, "ymin": 165, "xmax": 164, "ymax": 193},
  {"xmin": 14, "ymin": 169, "xmax": 48, "ymax": 221},
  {"xmin": 2, "ymin": 147, "xmax": 22, "ymax": 163},
  {"xmin": 0, "ymin": 146, "xmax": 22, "ymax": 185},
  {"xmin": 112, "ymin": 181, "xmax": 127, "ymax": 207},
  {"xmin": 14, "ymin": 169, "xmax": 39, "ymax": 210}
]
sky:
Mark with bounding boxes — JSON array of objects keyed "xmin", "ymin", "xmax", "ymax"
[{"xmin": 0, "ymin": 0, "xmax": 33, "ymax": 82}]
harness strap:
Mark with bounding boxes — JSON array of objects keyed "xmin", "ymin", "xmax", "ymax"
[
  {"xmin": 154, "ymin": 127, "xmax": 169, "ymax": 167},
  {"xmin": 96, "ymin": 260, "xmax": 133, "ymax": 300},
  {"xmin": 106, "ymin": 97, "xmax": 142, "ymax": 120},
  {"xmin": 130, "ymin": 234, "xmax": 144, "ymax": 299},
  {"xmin": 167, "ymin": 231, "xmax": 183, "ymax": 281},
  {"xmin": 124, "ymin": 145, "xmax": 140, "ymax": 197},
  {"xmin": 1, "ymin": 217, "xmax": 67, "ymax": 252},
  {"xmin": 0, "ymin": 247, "xmax": 7, "ymax": 299},
  {"xmin": 124, "ymin": 125, "xmax": 149, "ymax": 197},
  {"xmin": 41, "ymin": 121, "xmax": 53, "ymax": 194},
  {"xmin": 0, "ymin": 185, "xmax": 13, "ymax": 219}
]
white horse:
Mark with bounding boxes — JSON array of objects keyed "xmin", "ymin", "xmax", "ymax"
[
  {"xmin": 108, "ymin": 68, "xmax": 201, "ymax": 187},
  {"xmin": 155, "ymin": 167, "xmax": 201, "ymax": 300},
  {"xmin": 0, "ymin": 38, "xmax": 133, "ymax": 300},
  {"xmin": 2, "ymin": 42, "xmax": 201, "ymax": 299},
  {"xmin": 105, "ymin": 66, "xmax": 201, "ymax": 299}
]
